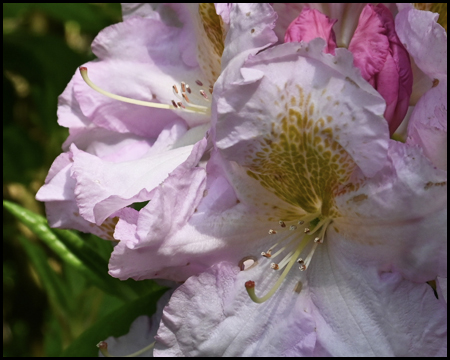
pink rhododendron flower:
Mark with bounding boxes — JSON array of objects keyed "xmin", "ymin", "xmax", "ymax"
[
  {"xmin": 36, "ymin": 3, "xmax": 447, "ymax": 357},
  {"xmin": 36, "ymin": 3, "xmax": 277, "ymax": 239},
  {"xmin": 149, "ymin": 37, "xmax": 447, "ymax": 357},
  {"xmin": 101, "ymin": 4, "xmax": 447, "ymax": 357}
]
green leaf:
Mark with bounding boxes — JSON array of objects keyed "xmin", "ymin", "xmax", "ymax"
[
  {"xmin": 32, "ymin": 3, "xmax": 121, "ymax": 33},
  {"xmin": 52, "ymin": 229, "xmax": 152, "ymax": 298},
  {"xmin": 62, "ymin": 288, "xmax": 167, "ymax": 357},
  {"xmin": 43, "ymin": 311, "xmax": 64, "ymax": 357},
  {"xmin": 16, "ymin": 234, "xmax": 73, "ymax": 313},
  {"xmin": 3, "ymin": 200, "xmax": 136, "ymax": 301}
]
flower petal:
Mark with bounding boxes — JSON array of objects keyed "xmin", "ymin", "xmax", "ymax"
[
  {"xmin": 437, "ymin": 277, "xmax": 447, "ymax": 304},
  {"xmin": 100, "ymin": 316, "xmax": 154, "ymax": 357},
  {"xmin": 217, "ymin": 39, "xmax": 388, "ymax": 175},
  {"xmin": 396, "ymin": 7, "xmax": 448, "ymax": 170},
  {"xmin": 308, "ymin": 232, "xmax": 447, "ymax": 356},
  {"xmin": 154, "ymin": 261, "xmax": 317, "ymax": 356},
  {"xmin": 407, "ymin": 79, "xmax": 447, "ymax": 170},
  {"xmin": 216, "ymin": 39, "xmax": 387, "ymax": 216},
  {"xmin": 395, "ymin": 6, "xmax": 447, "ymax": 79},
  {"xmin": 61, "ymin": 125, "xmax": 155, "ymax": 161},
  {"xmin": 284, "ymin": 8, "xmax": 337, "ymax": 55},
  {"xmin": 335, "ymin": 140, "xmax": 447, "ymax": 282},
  {"xmin": 273, "ymin": 4, "xmax": 368, "ymax": 47},
  {"xmin": 99, "ymin": 288, "xmax": 176, "ymax": 357},
  {"xmin": 109, "ymin": 169, "xmax": 207, "ymax": 280},
  {"xmin": 35, "ymin": 152, "xmax": 125, "ymax": 239},
  {"xmin": 219, "ymin": 4, "xmax": 278, "ymax": 70},
  {"xmin": 70, "ymin": 124, "xmax": 194, "ymax": 225}
]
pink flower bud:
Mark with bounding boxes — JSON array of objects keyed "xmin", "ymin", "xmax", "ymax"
[{"xmin": 349, "ymin": 4, "xmax": 413, "ymax": 135}]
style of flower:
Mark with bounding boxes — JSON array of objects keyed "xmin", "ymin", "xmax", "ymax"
[{"xmin": 105, "ymin": 4, "xmax": 447, "ymax": 357}]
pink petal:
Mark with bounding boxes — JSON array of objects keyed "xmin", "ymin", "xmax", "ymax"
[
  {"xmin": 308, "ymin": 234, "xmax": 447, "ymax": 356},
  {"xmin": 335, "ymin": 140, "xmax": 447, "ymax": 282},
  {"xmin": 108, "ymin": 167, "xmax": 207, "ymax": 281},
  {"xmin": 61, "ymin": 125, "xmax": 155, "ymax": 161},
  {"xmin": 154, "ymin": 262, "xmax": 316, "ymax": 356},
  {"xmin": 216, "ymin": 39, "xmax": 388, "ymax": 180},
  {"xmin": 437, "ymin": 277, "xmax": 447, "ymax": 305},
  {"xmin": 99, "ymin": 288, "xmax": 176, "ymax": 357},
  {"xmin": 68, "ymin": 122, "xmax": 192, "ymax": 225},
  {"xmin": 273, "ymin": 4, "xmax": 368, "ymax": 47},
  {"xmin": 70, "ymin": 140, "xmax": 195, "ymax": 225},
  {"xmin": 36, "ymin": 152, "xmax": 129, "ymax": 239},
  {"xmin": 407, "ymin": 79, "xmax": 447, "ymax": 170},
  {"xmin": 349, "ymin": 4, "xmax": 413, "ymax": 134},
  {"xmin": 395, "ymin": 6, "xmax": 446, "ymax": 79},
  {"xmin": 396, "ymin": 7, "xmax": 447, "ymax": 170},
  {"xmin": 154, "ymin": 256, "xmax": 446, "ymax": 356},
  {"xmin": 219, "ymin": 4, "xmax": 278, "ymax": 71},
  {"xmin": 284, "ymin": 8, "xmax": 337, "ymax": 55}
]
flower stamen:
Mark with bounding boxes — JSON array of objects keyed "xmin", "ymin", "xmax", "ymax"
[
  {"xmin": 245, "ymin": 234, "xmax": 313, "ymax": 304},
  {"xmin": 246, "ymin": 217, "xmax": 331, "ymax": 303},
  {"xmin": 79, "ymin": 67, "xmax": 209, "ymax": 115}
]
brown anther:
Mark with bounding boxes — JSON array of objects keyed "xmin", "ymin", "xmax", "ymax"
[
  {"xmin": 195, "ymin": 79, "xmax": 203, "ymax": 86},
  {"xmin": 297, "ymin": 258, "xmax": 304, "ymax": 264},
  {"xmin": 299, "ymin": 264, "xmax": 307, "ymax": 271},
  {"xmin": 314, "ymin": 237, "xmax": 321, "ymax": 243},
  {"xmin": 182, "ymin": 93, "xmax": 190, "ymax": 103},
  {"xmin": 268, "ymin": 229, "xmax": 277, "ymax": 235},
  {"xmin": 200, "ymin": 89, "xmax": 208, "ymax": 99},
  {"xmin": 209, "ymin": 85, "xmax": 213, "ymax": 94},
  {"xmin": 432, "ymin": 79, "xmax": 440, "ymax": 88},
  {"xmin": 270, "ymin": 263, "xmax": 279, "ymax": 270},
  {"xmin": 186, "ymin": 84, "xmax": 192, "ymax": 93},
  {"xmin": 171, "ymin": 100, "xmax": 178, "ymax": 108},
  {"xmin": 298, "ymin": 220, "xmax": 305, "ymax": 225},
  {"xmin": 304, "ymin": 228, "xmax": 310, "ymax": 234},
  {"xmin": 290, "ymin": 225, "xmax": 297, "ymax": 231},
  {"xmin": 181, "ymin": 82, "xmax": 186, "ymax": 92},
  {"xmin": 279, "ymin": 220, "xmax": 286, "ymax": 228},
  {"xmin": 177, "ymin": 102, "xmax": 185, "ymax": 109},
  {"xmin": 172, "ymin": 85, "xmax": 178, "ymax": 94},
  {"xmin": 261, "ymin": 250, "xmax": 272, "ymax": 258}
]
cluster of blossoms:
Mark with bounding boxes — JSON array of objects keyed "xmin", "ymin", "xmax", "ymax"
[{"xmin": 37, "ymin": 3, "xmax": 447, "ymax": 357}]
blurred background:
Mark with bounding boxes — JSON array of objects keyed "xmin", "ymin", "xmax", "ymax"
[{"xmin": 2, "ymin": 4, "xmax": 142, "ymax": 356}]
